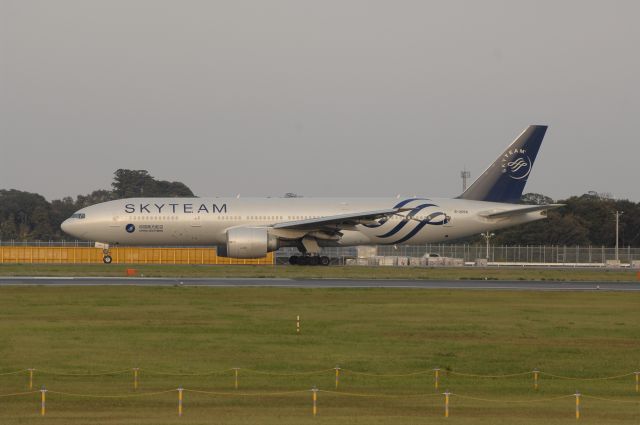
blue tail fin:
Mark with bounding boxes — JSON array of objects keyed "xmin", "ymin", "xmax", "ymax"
[{"xmin": 458, "ymin": 125, "xmax": 547, "ymax": 203}]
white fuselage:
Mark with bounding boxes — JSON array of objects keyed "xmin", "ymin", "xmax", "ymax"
[{"xmin": 61, "ymin": 197, "xmax": 546, "ymax": 247}]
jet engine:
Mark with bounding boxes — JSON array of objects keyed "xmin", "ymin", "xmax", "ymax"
[{"xmin": 217, "ymin": 227, "xmax": 279, "ymax": 259}]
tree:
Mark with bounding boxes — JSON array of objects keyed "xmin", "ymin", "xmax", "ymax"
[
  {"xmin": 112, "ymin": 169, "xmax": 154, "ymax": 198},
  {"xmin": 0, "ymin": 214, "xmax": 18, "ymax": 239},
  {"xmin": 562, "ymin": 195, "xmax": 617, "ymax": 246},
  {"xmin": 75, "ymin": 190, "xmax": 115, "ymax": 208},
  {"xmin": 153, "ymin": 180, "xmax": 194, "ymax": 197},
  {"xmin": 31, "ymin": 206, "xmax": 54, "ymax": 240},
  {"xmin": 112, "ymin": 169, "xmax": 194, "ymax": 198},
  {"xmin": 614, "ymin": 199, "xmax": 640, "ymax": 246},
  {"xmin": 521, "ymin": 193, "xmax": 554, "ymax": 205},
  {"xmin": 0, "ymin": 189, "xmax": 52, "ymax": 241},
  {"xmin": 494, "ymin": 211, "xmax": 590, "ymax": 246},
  {"xmin": 50, "ymin": 196, "xmax": 78, "ymax": 236},
  {"xmin": 493, "ymin": 193, "xmax": 639, "ymax": 247},
  {"xmin": 0, "ymin": 171, "xmax": 196, "ymax": 241}
]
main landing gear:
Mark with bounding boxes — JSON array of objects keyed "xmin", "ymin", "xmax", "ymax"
[
  {"xmin": 289, "ymin": 255, "xmax": 331, "ymax": 266},
  {"xmin": 289, "ymin": 236, "xmax": 330, "ymax": 266}
]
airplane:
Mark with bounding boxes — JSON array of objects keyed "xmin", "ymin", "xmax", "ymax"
[{"xmin": 61, "ymin": 125, "xmax": 560, "ymax": 265}]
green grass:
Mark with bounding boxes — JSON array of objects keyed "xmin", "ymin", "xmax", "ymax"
[
  {"xmin": 0, "ymin": 286, "xmax": 639, "ymax": 424},
  {"xmin": 0, "ymin": 264, "xmax": 638, "ymax": 281}
]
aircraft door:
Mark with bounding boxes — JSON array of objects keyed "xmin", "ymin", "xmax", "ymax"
[
  {"xmin": 110, "ymin": 215, "xmax": 120, "ymax": 227},
  {"xmin": 190, "ymin": 215, "xmax": 201, "ymax": 242}
]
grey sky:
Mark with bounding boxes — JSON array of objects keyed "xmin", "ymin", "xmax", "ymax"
[{"xmin": 1, "ymin": 1, "xmax": 638, "ymax": 201}]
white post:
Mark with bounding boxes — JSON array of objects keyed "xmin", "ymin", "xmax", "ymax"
[
  {"xmin": 614, "ymin": 211, "xmax": 624, "ymax": 261},
  {"xmin": 481, "ymin": 232, "xmax": 495, "ymax": 260},
  {"xmin": 616, "ymin": 212, "xmax": 619, "ymax": 261}
]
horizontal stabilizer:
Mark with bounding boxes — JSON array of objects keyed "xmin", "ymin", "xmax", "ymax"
[{"xmin": 478, "ymin": 204, "xmax": 563, "ymax": 219}]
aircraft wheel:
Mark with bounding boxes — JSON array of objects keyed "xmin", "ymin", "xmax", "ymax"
[
  {"xmin": 320, "ymin": 256, "xmax": 330, "ymax": 266},
  {"xmin": 103, "ymin": 255, "xmax": 113, "ymax": 264},
  {"xmin": 289, "ymin": 256, "xmax": 298, "ymax": 265}
]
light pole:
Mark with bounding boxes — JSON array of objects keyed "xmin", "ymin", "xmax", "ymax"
[
  {"xmin": 481, "ymin": 232, "xmax": 495, "ymax": 260},
  {"xmin": 614, "ymin": 211, "xmax": 624, "ymax": 261},
  {"xmin": 461, "ymin": 169, "xmax": 471, "ymax": 192}
]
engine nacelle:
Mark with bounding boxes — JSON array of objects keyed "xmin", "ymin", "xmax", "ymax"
[{"xmin": 217, "ymin": 227, "xmax": 279, "ymax": 259}]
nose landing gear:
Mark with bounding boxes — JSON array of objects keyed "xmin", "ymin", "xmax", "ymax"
[{"xmin": 96, "ymin": 243, "xmax": 112, "ymax": 264}]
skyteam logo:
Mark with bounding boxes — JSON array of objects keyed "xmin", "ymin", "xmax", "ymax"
[
  {"xmin": 501, "ymin": 148, "xmax": 532, "ymax": 180},
  {"xmin": 365, "ymin": 198, "xmax": 450, "ymax": 244},
  {"xmin": 125, "ymin": 224, "xmax": 136, "ymax": 233}
]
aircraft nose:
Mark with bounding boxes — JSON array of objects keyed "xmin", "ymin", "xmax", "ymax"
[
  {"xmin": 61, "ymin": 218, "xmax": 72, "ymax": 235},
  {"xmin": 61, "ymin": 218, "xmax": 81, "ymax": 237}
]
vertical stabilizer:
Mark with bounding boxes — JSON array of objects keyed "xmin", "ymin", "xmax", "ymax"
[{"xmin": 458, "ymin": 125, "xmax": 547, "ymax": 203}]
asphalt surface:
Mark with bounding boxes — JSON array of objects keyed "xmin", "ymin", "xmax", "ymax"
[{"xmin": 0, "ymin": 277, "xmax": 639, "ymax": 291}]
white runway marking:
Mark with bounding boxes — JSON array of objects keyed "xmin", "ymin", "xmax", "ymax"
[{"xmin": 0, "ymin": 277, "xmax": 639, "ymax": 291}]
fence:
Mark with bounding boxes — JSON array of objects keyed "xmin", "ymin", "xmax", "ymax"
[
  {"xmin": 1, "ymin": 366, "xmax": 638, "ymax": 419},
  {"xmin": 277, "ymin": 245, "xmax": 640, "ymax": 264},
  {"xmin": 0, "ymin": 245, "xmax": 274, "ymax": 265},
  {"xmin": 1, "ymin": 241, "xmax": 638, "ymax": 265}
]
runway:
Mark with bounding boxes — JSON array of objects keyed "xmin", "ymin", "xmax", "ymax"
[{"xmin": 0, "ymin": 277, "xmax": 639, "ymax": 291}]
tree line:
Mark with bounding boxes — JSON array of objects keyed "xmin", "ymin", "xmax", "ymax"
[
  {"xmin": 0, "ymin": 170, "xmax": 637, "ymax": 246},
  {"xmin": 490, "ymin": 193, "xmax": 639, "ymax": 247},
  {"xmin": 0, "ymin": 170, "xmax": 193, "ymax": 241}
]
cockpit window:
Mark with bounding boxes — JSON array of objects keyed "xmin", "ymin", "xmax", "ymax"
[{"xmin": 71, "ymin": 213, "xmax": 86, "ymax": 219}]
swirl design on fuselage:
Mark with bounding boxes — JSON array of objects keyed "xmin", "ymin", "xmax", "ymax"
[
  {"xmin": 363, "ymin": 198, "xmax": 450, "ymax": 244},
  {"xmin": 361, "ymin": 197, "xmax": 423, "ymax": 229}
]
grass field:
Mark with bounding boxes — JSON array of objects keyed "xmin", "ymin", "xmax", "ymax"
[
  {"xmin": 0, "ymin": 263, "xmax": 638, "ymax": 282},
  {"xmin": 0, "ymin": 286, "xmax": 639, "ymax": 424}
]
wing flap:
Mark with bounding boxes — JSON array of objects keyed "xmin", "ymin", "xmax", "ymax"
[{"xmin": 272, "ymin": 208, "xmax": 409, "ymax": 232}]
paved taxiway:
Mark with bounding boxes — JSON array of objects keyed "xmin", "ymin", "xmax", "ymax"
[{"xmin": 0, "ymin": 277, "xmax": 639, "ymax": 291}]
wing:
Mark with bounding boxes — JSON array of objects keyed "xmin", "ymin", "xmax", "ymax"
[
  {"xmin": 478, "ymin": 204, "xmax": 563, "ymax": 219},
  {"xmin": 272, "ymin": 208, "xmax": 410, "ymax": 234}
]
